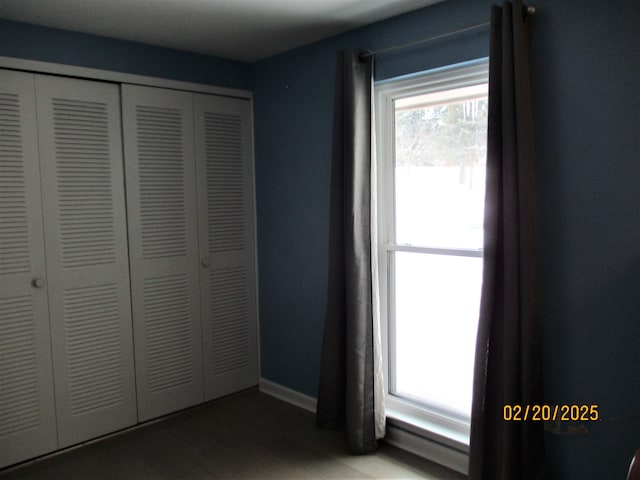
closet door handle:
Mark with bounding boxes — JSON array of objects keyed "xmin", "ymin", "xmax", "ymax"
[
  {"xmin": 32, "ymin": 278, "xmax": 45, "ymax": 288},
  {"xmin": 201, "ymin": 258, "xmax": 210, "ymax": 268}
]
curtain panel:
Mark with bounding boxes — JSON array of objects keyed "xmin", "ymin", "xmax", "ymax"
[
  {"xmin": 316, "ymin": 49, "xmax": 383, "ymax": 455},
  {"xmin": 469, "ymin": 1, "xmax": 545, "ymax": 479}
]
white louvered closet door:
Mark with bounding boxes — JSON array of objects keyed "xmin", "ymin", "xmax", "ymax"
[
  {"xmin": 121, "ymin": 85, "xmax": 203, "ymax": 421},
  {"xmin": 0, "ymin": 70, "xmax": 58, "ymax": 467},
  {"xmin": 34, "ymin": 75, "xmax": 137, "ymax": 447},
  {"xmin": 193, "ymin": 94, "xmax": 258, "ymax": 401}
]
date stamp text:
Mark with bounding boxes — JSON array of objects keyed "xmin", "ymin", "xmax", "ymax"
[{"xmin": 503, "ymin": 404, "xmax": 599, "ymax": 422}]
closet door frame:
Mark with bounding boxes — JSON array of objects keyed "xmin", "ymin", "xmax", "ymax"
[
  {"xmin": 0, "ymin": 56, "xmax": 252, "ymax": 101},
  {"xmin": 0, "ymin": 56, "xmax": 260, "ymax": 460}
]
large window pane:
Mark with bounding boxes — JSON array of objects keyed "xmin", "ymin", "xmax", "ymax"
[
  {"xmin": 377, "ymin": 63, "xmax": 488, "ymax": 450},
  {"xmin": 392, "ymin": 251, "xmax": 482, "ymax": 418},
  {"xmin": 394, "ymin": 88, "xmax": 487, "ymax": 250}
]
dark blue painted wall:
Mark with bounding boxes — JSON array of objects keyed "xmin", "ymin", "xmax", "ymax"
[
  {"xmin": 529, "ymin": 1, "xmax": 640, "ymax": 478},
  {"xmin": 0, "ymin": 19, "xmax": 251, "ymax": 89},
  {"xmin": 251, "ymin": 0, "xmax": 640, "ymax": 478}
]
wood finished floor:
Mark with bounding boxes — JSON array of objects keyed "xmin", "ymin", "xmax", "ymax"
[{"xmin": 1, "ymin": 390, "xmax": 466, "ymax": 480}]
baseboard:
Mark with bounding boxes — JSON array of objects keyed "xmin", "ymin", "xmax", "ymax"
[{"xmin": 258, "ymin": 378, "xmax": 317, "ymax": 413}]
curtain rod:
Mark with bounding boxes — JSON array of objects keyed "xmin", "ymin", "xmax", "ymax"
[{"xmin": 361, "ymin": 4, "xmax": 536, "ymax": 59}]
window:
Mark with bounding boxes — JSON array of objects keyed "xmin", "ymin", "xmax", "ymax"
[{"xmin": 375, "ymin": 60, "xmax": 489, "ymax": 446}]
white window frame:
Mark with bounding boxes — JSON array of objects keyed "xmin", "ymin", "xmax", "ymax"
[{"xmin": 375, "ymin": 59, "xmax": 489, "ymax": 463}]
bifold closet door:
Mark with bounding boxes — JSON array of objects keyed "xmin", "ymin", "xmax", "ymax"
[
  {"xmin": 121, "ymin": 85, "xmax": 203, "ymax": 421},
  {"xmin": 35, "ymin": 74, "xmax": 137, "ymax": 447},
  {"xmin": 193, "ymin": 94, "xmax": 258, "ymax": 400},
  {"xmin": 0, "ymin": 70, "xmax": 57, "ymax": 467}
]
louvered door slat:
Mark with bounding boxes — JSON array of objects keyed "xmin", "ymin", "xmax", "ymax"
[
  {"xmin": 0, "ymin": 69, "xmax": 57, "ymax": 468},
  {"xmin": 35, "ymin": 74, "xmax": 136, "ymax": 448},
  {"xmin": 194, "ymin": 94, "xmax": 258, "ymax": 401},
  {"xmin": 122, "ymin": 85, "xmax": 203, "ymax": 422}
]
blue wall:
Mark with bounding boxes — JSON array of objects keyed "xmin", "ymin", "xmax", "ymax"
[
  {"xmin": 251, "ymin": 0, "xmax": 640, "ymax": 478},
  {"xmin": 0, "ymin": 19, "xmax": 251, "ymax": 89}
]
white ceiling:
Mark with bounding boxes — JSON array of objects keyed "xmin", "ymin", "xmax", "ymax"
[{"xmin": 0, "ymin": 0, "xmax": 444, "ymax": 63}]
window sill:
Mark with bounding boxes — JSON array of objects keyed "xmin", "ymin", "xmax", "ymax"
[{"xmin": 384, "ymin": 397, "xmax": 470, "ymax": 475}]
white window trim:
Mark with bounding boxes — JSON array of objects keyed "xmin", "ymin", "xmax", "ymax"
[{"xmin": 375, "ymin": 59, "xmax": 489, "ymax": 471}]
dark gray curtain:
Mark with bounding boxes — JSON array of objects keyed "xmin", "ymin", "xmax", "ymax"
[
  {"xmin": 316, "ymin": 49, "xmax": 377, "ymax": 455},
  {"xmin": 469, "ymin": 1, "xmax": 545, "ymax": 479}
]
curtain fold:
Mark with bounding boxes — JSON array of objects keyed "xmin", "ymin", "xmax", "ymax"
[
  {"xmin": 469, "ymin": 1, "xmax": 545, "ymax": 479},
  {"xmin": 316, "ymin": 48, "xmax": 383, "ymax": 454}
]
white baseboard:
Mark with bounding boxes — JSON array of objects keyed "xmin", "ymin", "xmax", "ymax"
[
  {"xmin": 258, "ymin": 379, "xmax": 468, "ymax": 476},
  {"xmin": 259, "ymin": 378, "xmax": 317, "ymax": 413}
]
